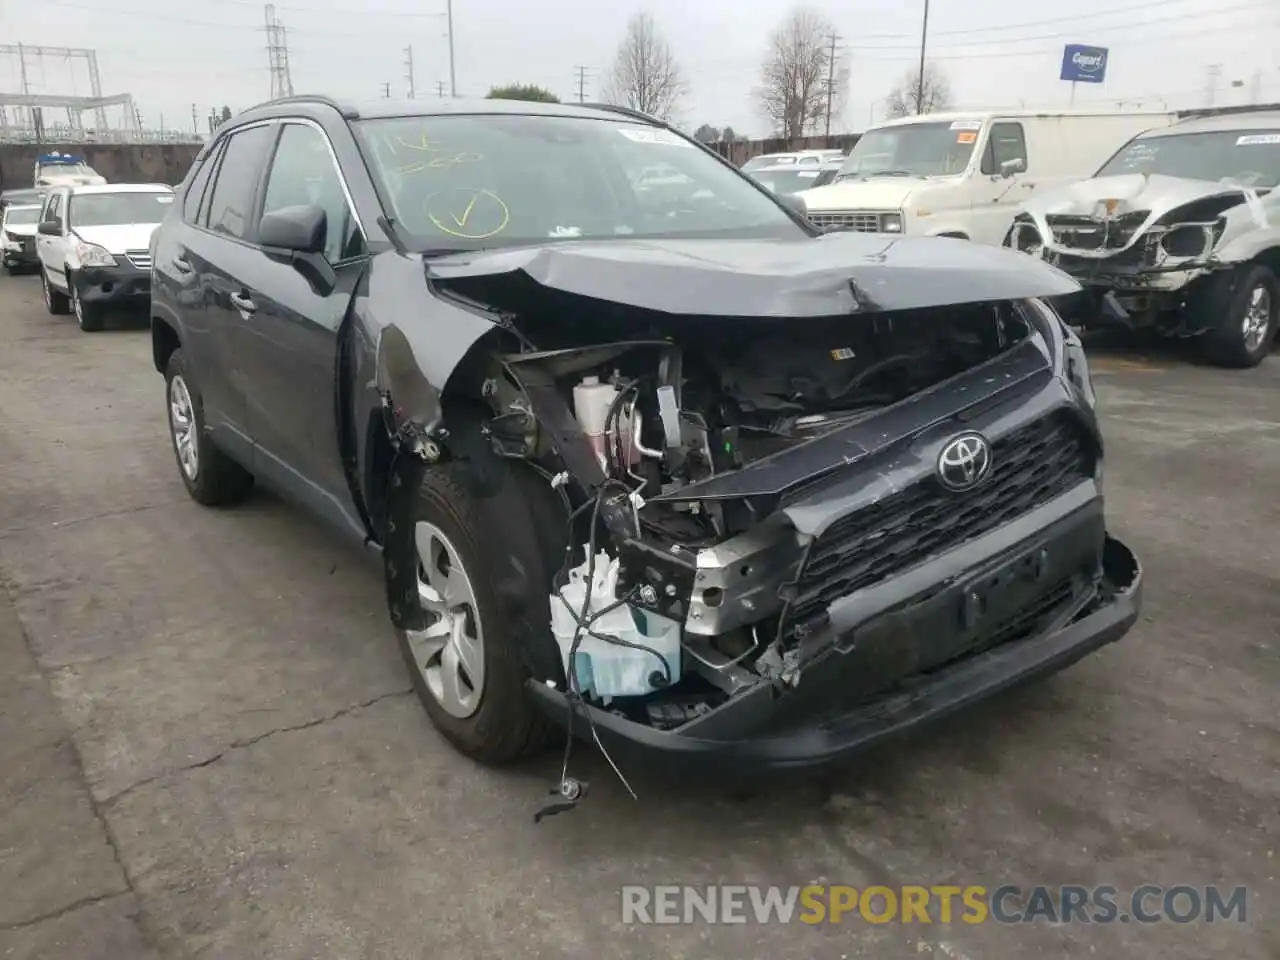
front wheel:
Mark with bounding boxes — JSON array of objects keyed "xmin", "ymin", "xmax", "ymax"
[
  {"xmin": 1199, "ymin": 264, "xmax": 1278, "ymax": 368},
  {"xmin": 71, "ymin": 280, "xmax": 105, "ymax": 332},
  {"xmin": 42, "ymin": 269, "xmax": 70, "ymax": 315},
  {"xmin": 393, "ymin": 461, "xmax": 560, "ymax": 764}
]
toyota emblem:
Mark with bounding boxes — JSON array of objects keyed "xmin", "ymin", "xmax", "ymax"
[{"xmin": 937, "ymin": 433, "xmax": 993, "ymax": 492}]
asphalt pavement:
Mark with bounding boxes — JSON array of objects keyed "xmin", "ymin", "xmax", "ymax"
[{"xmin": 0, "ymin": 273, "xmax": 1275, "ymax": 960}]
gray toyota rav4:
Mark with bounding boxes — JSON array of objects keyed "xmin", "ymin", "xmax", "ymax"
[{"xmin": 148, "ymin": 95, "xmax": 1141, "ymax": 783}]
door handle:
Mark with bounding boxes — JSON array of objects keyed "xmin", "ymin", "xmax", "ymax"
[
  {"xmin": 229, "ymin": 291, "xmax": 257, "ymax": 314},
  {"xmin": 172, "ymin": 255, "xmax": 193, "ymax": 274}
]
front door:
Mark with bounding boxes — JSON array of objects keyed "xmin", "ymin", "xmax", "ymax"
[
  {"xmin": 966, "ymin": 120, "xmax": 1037, "ymax": 246},
  {"xmin": 237, "ymin": 120, "xmax": 370, "ymax": 539}
]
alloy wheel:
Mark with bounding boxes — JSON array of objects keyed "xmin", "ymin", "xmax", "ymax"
[
  {"xmin": 42, "ymin": 272, "xmax": 51, "ymax": 309},
  {"xmin": 72, "ymin": 286, "xmax": 83, "ymax": 326},
  {"xmin": 1241, "ymin": 283, "xmax": 1272, "ymax": 353},
  {"xmin": 168, "ymin": 374, "xmax": 199, "ymax": 480},
  {"xmin": 405, "ymin": 521, "xmax": 485, "ymax": 718}
]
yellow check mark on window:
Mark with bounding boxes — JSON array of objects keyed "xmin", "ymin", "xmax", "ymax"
[{"xmin": 451, "ymin": 195, "xmax": 478, "ymax": 228}]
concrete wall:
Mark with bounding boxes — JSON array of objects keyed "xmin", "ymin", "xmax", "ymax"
[{"xmin": 0, "ymin": 144, "xmax": 201, "ymax": 191}]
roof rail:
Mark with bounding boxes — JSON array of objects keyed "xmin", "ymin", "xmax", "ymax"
[
  {"xmin": 580, "ymin": 102, "xmax": 665, "ymax": 126},
  {"xmin": 243, "ymin": 94, "xmax": 360, "ymax": 120},
  {"xmin": 1174, "ymin": 101, "xmax": 1280, "ymax": 120}
]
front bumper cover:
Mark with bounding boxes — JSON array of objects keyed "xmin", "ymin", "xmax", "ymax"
[
  {"xmin": 74, "ymin": 260, "xmax": 151, "ymax": 304},
  {"xmin": 528, "ymin": 496, "xmax": 1141, "ymax": 773}
]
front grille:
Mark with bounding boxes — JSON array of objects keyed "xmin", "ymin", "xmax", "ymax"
[
  {"xmin": 785, "ymin": 412, "xmax": 1094, "ymax": 632},
  {"xmin": 1046, "ymin": 212, "xmax": 1148, "ymax": 251},
  {"xmin": 807, "ymin": 211, "xmax": 882, "ymax": 232},
  {"xmin": 125, "ymin": 249, "xmax": 152, "ymax": 270}
]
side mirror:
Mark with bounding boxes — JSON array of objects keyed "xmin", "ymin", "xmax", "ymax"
[
  {"xmin": 259, "ymin": 204, "xmax": 335, "ymax": 294},
  {"xmin": 37, "ymin": 220, "xmax": 61, "ymax": 237},
  {"xmin": 259, "ymin": 204, "xmax": 326, "ymax": 254},
  {"xmin": 1000, "ymin": 157, "xmax": 1026, "ymax": 178}
]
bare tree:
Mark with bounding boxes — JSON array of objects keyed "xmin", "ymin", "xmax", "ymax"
[
  {"xmin": 755, "ymin": 8, "xmax": 844, "ymax": 140},
  {"xmin": 604, "ymin": 12, "xmax": 687, "ymax": 121},
  {"xmin": 884, "ymin": 63, "xmax": 953, "ymax": 119}
]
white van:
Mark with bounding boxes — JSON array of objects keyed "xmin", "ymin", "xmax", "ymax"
[{"xmin": 797, "ymin": 109, "xmax": 1178, "ymax": 245}]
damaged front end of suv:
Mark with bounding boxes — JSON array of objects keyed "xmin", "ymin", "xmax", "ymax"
[
  {"xmin": 369, "ymin": 232, "xmax": 1142, "ymax": 774},
  {"xmin": 1004, "ymin": 118, "xmax": 1280, "ymax": 367}
]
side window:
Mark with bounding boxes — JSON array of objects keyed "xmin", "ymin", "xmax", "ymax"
[
  {"xmin": 260, "ymin": 123, "xmax": 363, "ymax": 263},
  {"xmin": 204, "ymin": 124, "xmax": 276, "ymax": 241},
  {"xmin": 182, "ymin": 142, "xmax": 222, "ymax": 224},
  {"xmin": 982, "ymin": 122, "xmax": 1029, "ymax": 175},
  {"xmin": 43, "ymin": 193, "xmax": 61, "ymax": 224}
]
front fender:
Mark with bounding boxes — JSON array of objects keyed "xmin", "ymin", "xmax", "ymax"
[
  {"xmin": 1214, "ymin": 228, "xmax": 1280, "ymax": 266},
  {"xmin": 364, "ymin": 252, "xmax": 499, "ymax": 434}
]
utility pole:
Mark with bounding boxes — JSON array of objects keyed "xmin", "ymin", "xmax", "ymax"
[
  {"xmin": 404, "ymin": 45, "xmax": 416, "ymax": 98},
  {"xmin": 264, "ymin": 4, "xmax": 294, "ymax": 99},
  {"xmin": 915, "ymin": 0, "xmax": 930, "ymax": 115},
  {"xmin": 1204, "ymin": 63, "xmax": 1222, "ymax": 108},
  {"xmin": 436, "ymin": 80, "xmax": 446, "ymax": 98},
  {"xmin": 445, "ymin": 0, "xmax": 457, "ymax": 96},
  {"xmin": 574, "ymin": 66, "xmax": 590, "ymax": 103},
  {"xmin": 381, "ymin": 81, "xmax": 392, "ymax": 98},
  {"xmin": 823, "ymin": 31, "xmax": 841, "ymax": 136}
]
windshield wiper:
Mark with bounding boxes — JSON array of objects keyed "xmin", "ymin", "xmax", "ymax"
[{"xmin": 865, "ymin": 170, "xmax": 917, "ymax": 178}]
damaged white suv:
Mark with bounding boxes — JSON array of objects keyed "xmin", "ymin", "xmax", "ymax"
[{"xmin": 1005, "ymin": 109, "xmax": 1280, "ymax": 367}]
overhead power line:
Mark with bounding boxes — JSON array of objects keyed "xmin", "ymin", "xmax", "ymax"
[{"xmin": 30, "ymin": 0, "xmax": 1268, "ymax": 46}]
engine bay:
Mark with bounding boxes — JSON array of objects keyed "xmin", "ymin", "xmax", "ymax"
[{"xmin": 474, "ymin": 298, "xmax": 1037, "ymax": 722}]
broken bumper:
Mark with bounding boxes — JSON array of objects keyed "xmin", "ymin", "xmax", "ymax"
[{"xmin": 528, "ymin": 496, "xmax": 1141, "ymax": 773}]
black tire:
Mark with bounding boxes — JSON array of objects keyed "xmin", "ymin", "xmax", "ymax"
[
  {"xmin": 71, "ymin": 279, "xmax": 105, "ymax": 332},
  {"xmin": 42, "ymin": 269, "xmax": 70, "ymax": 315},
  {"xmin": 394, "ymin": 458, "xmax": 564, "ymax": 764},
  {"xmin": 1198, "ymin": 263, "xmax": 1279, "ymax": 368},
  {"xmin": 163, "ymin": 349, "xmax": 254, "ymax": 506},
  {"xmin": 3, "ymin": 262, "xmax": 17, "ymax": 276}
]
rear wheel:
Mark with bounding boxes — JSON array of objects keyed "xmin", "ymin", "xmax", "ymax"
[
  {"xmin": 164, "ymin": 349, "xmax": 254, "ymax": 506},
  {"xmin": 1199, "ymin": 264, "xmax": 1278, "ymax": 368},
  {"xmin": 42, "ymin": 269, "xmax": 69, "ymax": 315}
]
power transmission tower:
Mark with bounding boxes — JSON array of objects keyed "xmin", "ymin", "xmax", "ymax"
[
  {"xmin": 381, "ymin": 81, "xmax": 392, "ymax": 98},
  {"xmin": 264, "ymin": 4, "xmax": 294, "ymax": 99},
  {"xmin": 1249, "ymin": 69, "xmax": 1263, "ymax": 104},
  {"xmin": 436, "ymin": 80, "xmax": 446, "ymax": 98},
  {"xmin": 574, "ymin": 66, "xmax": 591, "ymax": 103},
  {"xmin": 404, "ymin": 45, "xmax": 416, "ymax": 98},
  {"xmin": 191, "ymin": 103, "xmax": 198, "ymax": 134},
  {"xmin": 1204, "ymin": 63, "xmax": 1222, "ymax": 108},
  {"xmin": 822, "ymin": 32, "xmax": 842, "ymax": 136}
]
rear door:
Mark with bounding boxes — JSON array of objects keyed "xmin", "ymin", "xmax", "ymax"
[
  {"xmin": 179, "ymin": 122, "xmax": 279, "ymax": 456},
  {"xmin": 234, "ymin": 119, "xmax": 370, "ymax": 538}
]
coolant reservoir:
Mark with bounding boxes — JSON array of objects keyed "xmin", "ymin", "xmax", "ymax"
[
  {"xmin": 573, "ymin": 375, "xmax": 617, "ymax": 469},
  {"xmin": 549, "ymin": 552, "xmax": 682, "ymax": 702}
]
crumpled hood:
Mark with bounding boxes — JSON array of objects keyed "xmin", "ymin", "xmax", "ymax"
[
  {"xmin": 423, "ymin": 233, "xmax": 1080, "ymax": 317},
  {"xmin": 1021, "ymin": 173, "xmax": 1257, "ymax": 221},
  {"xmin": 795, "ymin": 176, "xmax": 923, "ymax": 212},
  {"xmin": 72, "ymin": 223, "xmax": 161, "ymax": 254}
]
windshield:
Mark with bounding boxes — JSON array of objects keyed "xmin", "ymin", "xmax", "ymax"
[
  {"xmin": 750, "ymin": 167, "xmax": 836, "ymax": 195},
  {"xmin": 68, "ymin": 191, "xmax": 174, "ymax": 227},
  {"xmin": 838, "ymin": 120, "xmax": 981, "ymax": 179},
  {"xmin": 40, "ymin": 162, "xmax": 96, "ymax": 178},
  {"xmin": 3, "ymin": 205, "xmax": 41, "ymax": 226},
  {"xmin": 355, "ymin": 115, "xmax": 803, "ymax": 250},
  {"xmin": 742, "ymin": 155, "xmax": 795, "ymax": 171},
  {"xmin": 1095, "ymin": 129, "xmax": 1280, "ymax": 188}
]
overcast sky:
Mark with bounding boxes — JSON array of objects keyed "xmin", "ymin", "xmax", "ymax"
[{"xmin": 4, "ymin": 0, "xmax": 1280, "ymax": 137}]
